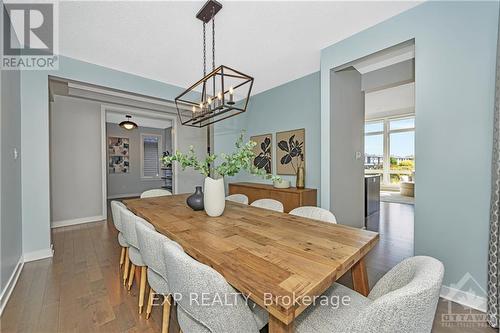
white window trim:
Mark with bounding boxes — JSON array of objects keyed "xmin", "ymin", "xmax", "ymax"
[
  {"xmin": 365, "ymin": 115, "xmax": 415, "ymax": 190},
  {"xmin": 140, "ymin": 133, "xmax": 163, "ymax": 181}
]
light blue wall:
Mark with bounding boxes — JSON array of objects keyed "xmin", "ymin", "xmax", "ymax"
[
  {"xmin": 20, "ymin": 56, "xmax": 185, "ymax": 257},
  {"xmin": 321, "ymin": 1, "xmax": 498, "ymax": 290},
  {"xmin": 214, "ymin": 72, "xmax": 321, "ymax": 200},
  {"xmin": 1, "ymin": 67, "xmax": 23, "ymax": 293}
]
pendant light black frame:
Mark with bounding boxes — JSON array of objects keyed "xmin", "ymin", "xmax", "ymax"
[{"xmin": 175, "ymin": 0, "xmax": 254, "ymax": 128}]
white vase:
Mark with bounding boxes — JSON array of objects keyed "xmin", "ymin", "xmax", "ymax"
[{"xmin": 203, "ymin": 177, "xmax": 225, "ymax": 217}]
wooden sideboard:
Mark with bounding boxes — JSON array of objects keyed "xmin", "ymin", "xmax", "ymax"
[{"xmin": 228, "ymin": 182, "xmax": 317, "ymax": 213}]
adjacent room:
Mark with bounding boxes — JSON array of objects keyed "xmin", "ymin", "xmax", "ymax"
[{"xmin": 1, "ymin": 1, "xmax": 499, "ymax": 333}]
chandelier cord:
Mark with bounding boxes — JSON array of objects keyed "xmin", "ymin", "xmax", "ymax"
[
  {"xmin": 212, "ymin": 12, "xmax": 215, "ymax": 71},
  {"xmin": 203, "ymin": 22, "xmax": 207, "ymax": 77}
]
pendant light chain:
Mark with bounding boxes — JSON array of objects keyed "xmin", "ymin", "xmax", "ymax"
[
  {"xmin": 174, "ymin": 1, "xmax": 253, "ymax": 128},
  {"xmin": 211, "ymin": 11, "xmax": 216, "ymax": 99},
  {"xmin": 212, "ymin": 13, "xmax": 215, "ymax": 72},
  {"xmin": 202, "ymin": 22, "xmax": 207, "ymax": 77}
]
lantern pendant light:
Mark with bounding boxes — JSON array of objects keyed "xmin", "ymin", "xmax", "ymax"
[
  {"xmin": 175, "ymin": 0, "xmax": 254, "ymax": 128},
  {"xmin": 119, "ymin": 115, "xmax": 138, "ymax": 130}
]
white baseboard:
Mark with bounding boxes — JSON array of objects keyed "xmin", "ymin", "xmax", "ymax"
[
  {"xmin": 23, "ymin": 247, "xmax": 54, "ymax": 262},
  {"xmin": 107, "ymin": 193, "xmax": 141, "ymax": 199},
  {"xmin": 440, "ymin": 285, "xmax": 487, "ymax": 313},
  {"xmin": 0, "ymin": 257, "xmax": 24, "ymax": 316},
  {"xmin": 51, "ymin": 215, "xmax": 105, "ymax": 229}
]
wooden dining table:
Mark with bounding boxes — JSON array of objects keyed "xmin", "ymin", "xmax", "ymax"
[{"xmin": 124, "ymin": 194, "xmax": 379, "ymax": 333}]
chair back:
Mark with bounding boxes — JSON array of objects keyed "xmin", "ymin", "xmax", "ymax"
[
  {"xmin": 289, "ymin": 206, "xmax": 337, "ymax": 224},
  {"xmin": 351, "ymin": 256, "xmax": 444, "ymax": 333},
  {"xmin": 162, "ymin": 241, "xmax": 260, "ymax": 333},
  {"xmin": 250, "ymin": 199, "xmax": 284, "ymax": 212},
  {"xmin": 120, "ymin": 209, "xmax": 153, "ymax": 249},
  {"xmin": 140, "ymin": 189, "xmax": 172, "ymax": 198},
  {"xmin": 226, "ymin": 194, "xmax": 249, "ymax": 205},
  {"xmin": 136, "ymin": 221, "xmax": 182, "ymax": 278},
  {"xmin": 110, "ymin": 200, "xmax": 127, "ymax": 231}
]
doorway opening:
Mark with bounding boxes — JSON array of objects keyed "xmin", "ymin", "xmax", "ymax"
[
  {"xmin": 330, "ymin": 40, "xmax": 415, "ymax": 281},
  {"xmin": 47, "ymin": 77, "xmax": 190, "ymax": 229}
]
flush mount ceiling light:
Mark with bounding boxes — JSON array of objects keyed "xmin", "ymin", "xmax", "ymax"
[
  {"xmin": 175, "ymin": 0, "xmax": 254, "ymax": 128},
  {"xmin": 119, "ymin": 115, "xmax": 138, "ymax": 130}
]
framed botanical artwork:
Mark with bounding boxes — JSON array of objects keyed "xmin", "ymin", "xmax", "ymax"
[
  {"xmin": 250, "ymin": 133, "xmax": 272, "ymax": 174},
  {"xmin": 276, "ymin": 128, "xmax": 305, "ymax": 175},
  {"xmin": 108, "ymin": 137, "xmax": 130, "ymax": 173}
]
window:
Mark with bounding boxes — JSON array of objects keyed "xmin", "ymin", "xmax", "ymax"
[
  {"xmin": 364, "ymin": 116, "xmax": 415, "ymax": 188},
  {"xmin": 141, "ymin": 134, "xmax": 162, "ymax": 179},
  {"xmin": 364, "ymin": 121, "xmax": 384, "ymax": 176}
]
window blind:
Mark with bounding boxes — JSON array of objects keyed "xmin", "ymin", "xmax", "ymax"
[{"xmin": 143, "ymin": 136, "xmax": 159, "ymax": 177}]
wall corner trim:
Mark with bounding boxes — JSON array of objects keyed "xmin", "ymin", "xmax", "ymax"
[
  {"xmin": 440, "ymin": 285, "xmax": 487, "ymax": 313},
  {"xmin": 51, "ymin": 215, "xmax": 105, "ymax": 229},
  {"xmin": 23, "ymin": 248, "xmax": 54, "ymax": 263},
  {"xmin": 0, "ymin": 257, "xmax": 24, "ymax": 316}
]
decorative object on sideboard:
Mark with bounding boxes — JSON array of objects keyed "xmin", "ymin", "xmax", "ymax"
[
  {"xmin": 276, "ymin": 128, "xmax": 305, "ymax": 175},
  {"xmin": 273, "ymin": 178, "xmax": 290, "ymax": 189},
  {"xmin": 108, "ymin": 137, "xmax": 130, "ymax": 173},
  {"xmin": 174, "ymin": 0, "xmax": 254, "ymax": 128},
  {"xmin": 296, "ymin": 165, "xmax": 305, "ymax": 189},
  {"xmin": 250, "ymin": 133, "xmax": 272, "ymax": 174},
  {"xmin": 186, "ymin": 186, "xmax": 204, "ymax": 211},
  {"xmin": 162, "ymin": 132, "xmax": 280, "ymax": 217}
]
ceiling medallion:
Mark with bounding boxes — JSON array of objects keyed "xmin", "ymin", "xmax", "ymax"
[{"xmin": 175, "ymin": 0, "xmax": 254, "ymax": 128}]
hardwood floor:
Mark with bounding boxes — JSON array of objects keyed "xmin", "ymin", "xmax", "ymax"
[{"xmin": 0, "ymin": 201, "xmax": 495, "ymax": 332}]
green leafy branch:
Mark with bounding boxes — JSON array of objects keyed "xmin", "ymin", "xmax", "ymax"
[{"xmin": 162, "ymin": 132, "xmax": 281, "ymax": 182}]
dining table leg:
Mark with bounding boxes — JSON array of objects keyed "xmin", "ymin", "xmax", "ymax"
[
  {"xmin": 351, "ymin": 257, "xmax": 370, "ymax": 296},
  {"xmin": 269, "ymin": 314, "xmax": 294, "ymax": 333}
]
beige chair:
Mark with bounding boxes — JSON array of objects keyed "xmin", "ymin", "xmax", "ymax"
[
  {"xmin": 250, "ymin": 198, "xmax": 284, "ymax": 212},
  {"xmin": 140, "ymin": 189, "xmax": 172, "ymax": 198},
  {"xmin": 289, "ymin": 206, "xmax": 337, "ymax": 224},
  {"xmin": 121, "ymin": 208, "xmax": 153, "ymax": 314},
  {"xmin": 226, "ymin": 194, "xmax": 249, "ymax": 205},
  {"xmin": 110, "ymin": 201, "xmax": 129, "ymax": 269},
  {"xmin": 295, "ymin": 256, "xmax": 444, "ymax": 333}
]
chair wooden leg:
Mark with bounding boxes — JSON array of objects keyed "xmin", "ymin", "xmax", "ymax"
[
  {"xmin": 145, "ymin": 288, "xmax": 154, "ymax": 319},
  {"xmin": 122, "ymin": 248, "xmax": 130, "ymax": 285},
  {"xmin": 119, "ymin": 247, "xmax": 125, "ymax": 269},
  {"xmin": 139, "ymin": 266, "xmax": 147, "ymax": 314},
  {"xmin": 127, "ymin": 263, "xmax": 136, "ymax": 291},
  {"xmin": 162, "ymin": 295, "xmax": 172, "ymax": 333}
]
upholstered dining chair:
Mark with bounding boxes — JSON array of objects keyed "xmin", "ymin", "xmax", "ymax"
[
  {"xmin": 120, "ymin": 208, "xmax": 153, "ymax": 314},
  {"xmin": 250, "ymin": 198, "xmax": 284, "ymax": 212},
  {"xmin": 136, "ymin": 220, "xmax": 183, "ymax": 332},
  {"xmin": 110, "ymin": 201, "xmax": 129, "ymax": 269},
  {"xmin": 140, "ymin": 189, "xmax": 172, "ymax": 198},
  {"xmin": 225, "ymin": 194, "xmax": 249, "ymax": 205},
  {"xmin": 294, "ymin": 256, "xmax": 444, "ymax": 333},
  {"xmin": 289, "ymin": 206, "xmax": 337, "ymax": 224},
  {"xmin": 161, "ymin": 240, "xmax": 269, "ymax": 333}
]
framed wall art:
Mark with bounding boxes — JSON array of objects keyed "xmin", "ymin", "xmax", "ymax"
[{"xmin": 276, "ymin": 128, "xmax": 305, "ymax": 175}]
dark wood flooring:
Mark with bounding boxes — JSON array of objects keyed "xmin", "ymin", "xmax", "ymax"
[{"xmin": 0, "ymin": 201, "xmax": 495, "ymax": 332}]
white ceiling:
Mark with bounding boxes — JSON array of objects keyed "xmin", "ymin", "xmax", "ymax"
[
  {"xmin": 59, "ymin": 1, "xmax": 421, "ymax": 96},
  {"xmin": 365, "ymin": 82, "xmax": 414, "ymax": 118},
  {"xmin": 106, "ymin": 111, "xmax": 172, "ymax": 129}
]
